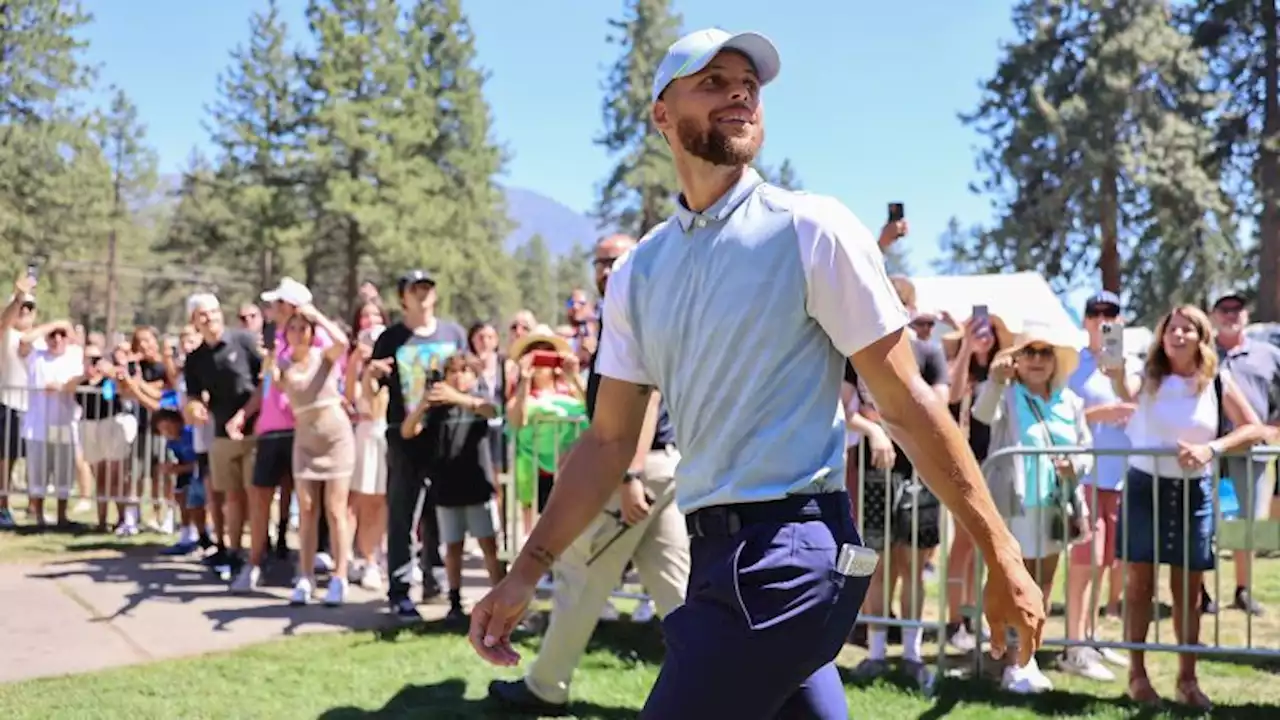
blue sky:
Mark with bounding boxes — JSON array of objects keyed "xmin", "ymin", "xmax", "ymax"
[{"xmin": 80, "ymin": 0, "xmax": 1017, "ymax": 280}]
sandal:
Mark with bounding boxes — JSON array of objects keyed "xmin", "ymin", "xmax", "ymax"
[
  {"xmin": 1127, "ymin": 677, "xmax": 1162, "ymax": 705},
  {"xmin": 1174, "ymin": 680, "xmax": 1212, "ymax": 711}
]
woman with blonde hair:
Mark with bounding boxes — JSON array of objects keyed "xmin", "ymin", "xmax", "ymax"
[
  {"xmin": 266, "ymin": 304, "xmax": 355, "ymax": 606},
  {"xmin": 972, "ymin": 320, "xmax": 1092, "ymax": 694},
  {"xmin": 1106, "ymin": 305, "xmax": 1265, "ymax": 709}
]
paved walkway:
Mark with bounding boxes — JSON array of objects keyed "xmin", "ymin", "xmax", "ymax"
[{"xmin": 0, "ymin": 548, "xmax": 490, "ymax": 684}]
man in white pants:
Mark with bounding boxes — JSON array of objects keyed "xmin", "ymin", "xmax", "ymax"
[{"xmin": 487, "ymin": 233, "xmax": 691, "ymax": 713}]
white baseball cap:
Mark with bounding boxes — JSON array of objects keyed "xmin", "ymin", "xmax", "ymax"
[
  {"xmin": 261, "ymin": 277, "xmax": 312, "ymax": 307},
  {"xmin": 651, "ymin": 28, "xmax": 781, "ymax": 105}
]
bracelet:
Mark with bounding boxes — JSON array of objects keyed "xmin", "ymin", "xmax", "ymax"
[{"xmin": 624, "ymin": 469, "xmax": 642, "ymax": 483}]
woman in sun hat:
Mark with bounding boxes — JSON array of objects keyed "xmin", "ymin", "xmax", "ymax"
[
  {"xmin": 971, "ymin": 319, "xmax": 1093, "ymax": 695},
  {"xmin": 507, "ymin": 325, "xmax": 587, "ymax": 534}
]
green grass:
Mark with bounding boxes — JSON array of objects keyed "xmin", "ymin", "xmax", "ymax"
[
  {"xmin": 0, "ymin": 497, "xmax": 167, "ymax": 563},
  {"xmin": 1, "ymin": 611, "xmax": 1279, "ymax": 719}
]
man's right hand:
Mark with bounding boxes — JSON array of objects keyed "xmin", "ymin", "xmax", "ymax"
[
  {"xmin": 983, "ymin": 555, "xmax": 1046, "ymax": 666},
  {"xmin": 620, "ymin": 478, "xmax": 651, "ymax": 525},
  {"xmin": 225, "ymin": 410, "xmax": 246, "ymax": 440},
  {"xmin": 14, "ymin": 274, "xmax": 35, "ymax": 296},
  {"xmin": 469, "ymin": 566, "xmax": 540, "ymax": 667}
]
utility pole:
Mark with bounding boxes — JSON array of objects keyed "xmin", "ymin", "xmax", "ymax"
[{"xmin": 105, "ymin": 132, "xmax": 124, "ymax": 339}]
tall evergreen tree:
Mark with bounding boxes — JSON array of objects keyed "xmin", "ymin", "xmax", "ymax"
[
  {"xmin": 594, "ymin": 0, "xmax": 682, "ymax": 238},
  {"xmin": 94, "ymin": 88, "xmax": 158, "ymax": 336},
  {"xmin": 554, "ymin": 243, "xmax": 595, "ymax": 307},
  {"xmin": 207, "ymin": 0, "xmax": 306, "ymax": 292},
  {"xmin": 758, "ymin": 158, "xmax": 801, "ymax": 190},
  {"xmin": 1189, "ymin": 0, "xmax": 1280, "ymax": 319},
  {"xmin": 0, "ymin": 0, "xmax": 104, "ymax": 301},
  {"xmin": 511, "ymin": 233, "xmax": 556, "ymax": 323},
  {"xmin": 948, "ymin": 0, "xmax": 1236, "ymax": 322},
  {"xmin": 404, "ymin": 0, "xmax": 514, "ymax": 323}
]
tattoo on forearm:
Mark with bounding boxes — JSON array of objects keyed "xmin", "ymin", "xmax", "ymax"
[{"xmin": 528, "ymin": 545, "xmax": 556, "ymax": 568}]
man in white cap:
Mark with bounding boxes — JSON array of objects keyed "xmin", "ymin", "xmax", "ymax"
[{"xmin": 470, "ymin": 28, "xmax": 1046, "ymax": 717}]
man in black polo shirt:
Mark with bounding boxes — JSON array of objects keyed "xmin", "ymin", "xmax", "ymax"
[
  {"xmin": 183, "ymin": 293, "xmax": 261, "ymax": 576},
  {"xmin": 488, "ymin": 234, "xmax": 691, "ymax": 713}
]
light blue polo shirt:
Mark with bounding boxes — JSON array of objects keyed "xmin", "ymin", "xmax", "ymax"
[
  {"xmin": 1067, "ymin": 348, "xmax": 1138, "ymax": 491},
  {"xmin": 595, "ymin": 169, "xmax": 909, "ymax": 513}
]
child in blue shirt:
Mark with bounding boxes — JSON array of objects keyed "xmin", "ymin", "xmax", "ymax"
[{"xmin": 151, "ymin": 408, "xmax": 210, "ymax": 554}]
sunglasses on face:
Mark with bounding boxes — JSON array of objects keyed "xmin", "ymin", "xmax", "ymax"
[
  {"xmin": 510, "ymin": 322, "xmax": 529, "ymax": 331},
  {"xmin": 240, "ymin": 313, "xmax": 258, "ymax": 321},
  {"xmin": 1019, "ymin": 346, "xmax": 1055, "ymax": 360},
  {"xmin": 909, "ymin": 319, "xmax": 935, "ymax": 329},
  {"xmin": 1085, "ymin": 306, "xmax": 1119, "ymax": 319},
  {"xmin": 1215, "ymin": 304, "xmax": 1244, "ymax": 315},
  {"xmin": 593, "ymin": 256, "xmax": 622, "ymax": 268}
]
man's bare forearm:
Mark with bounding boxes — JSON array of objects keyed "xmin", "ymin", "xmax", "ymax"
[
  {"xmin": 881, "ymin": 379, "xmax": 1020, "ymax": 565},
  {"xmin": 510, "ymin": 429, "xmax": 636, "ymax": 581}
]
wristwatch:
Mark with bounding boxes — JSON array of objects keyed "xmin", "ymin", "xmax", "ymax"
[{"xmin": 623, "ymin": 469, "xmax": 643, "ymax": 483}]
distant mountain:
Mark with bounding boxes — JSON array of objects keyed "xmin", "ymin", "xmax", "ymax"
[{"xmin": 502, "ymin": 186, "xmax": 600, "ymax": 256}]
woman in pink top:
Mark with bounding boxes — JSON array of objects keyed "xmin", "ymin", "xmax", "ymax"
[{"xmin": 265, "ymin": 305, "xmax": 355, "ymax": 606}]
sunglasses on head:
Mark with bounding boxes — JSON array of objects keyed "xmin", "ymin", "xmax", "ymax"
[{"xmin": 1019, "ymin": 346, "xmax": 1055, "ymax": 360}]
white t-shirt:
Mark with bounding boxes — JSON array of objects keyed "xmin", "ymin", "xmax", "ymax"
[
  {"xmin": 1, "ymin": 328, "xmax": 31, "ymax": 411},
  {"xmin": 22, "ymin": 349, "xmax": 82, "ymax": 443}
]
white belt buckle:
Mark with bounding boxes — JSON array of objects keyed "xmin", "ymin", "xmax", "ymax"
[{"xmin": 836, "ymin": 543, "xmax": 879, "ymax": 578}]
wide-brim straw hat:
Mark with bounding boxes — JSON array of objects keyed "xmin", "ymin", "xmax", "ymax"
[
  {"xmin": 941, "ymin": 312, "xmax": 1014, "ymax": 359},
  {"xmin": 509, "ymin": 324, "xmax": 571, "ymax": 359},
  {"xmin": 994, "ymin": 320, "xmax": 1080, "ymax": 386}
]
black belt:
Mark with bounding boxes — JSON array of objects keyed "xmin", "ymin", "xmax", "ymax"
[{"xmin": 685, "ymin": 492, "xmax": 846, "ymax": 538}]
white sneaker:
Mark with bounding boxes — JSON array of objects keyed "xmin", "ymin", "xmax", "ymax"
[
  {"xmin": 1002, "ymin": 658, "xmax": 1053, "ymax": 694},
  {"xmin": 631, "ymin": 598, "xmax": 656, "ymax": 623},
  {"xmin": 114, "ymin": 522, "xmax": 139, "ymax": 537},
  {"xmin": 73, "ymin": 500, "xmax": 92, "ymax": 514},
  {"xmin": 230, "ymin": 564, "xmax": 261, "ymax": 593},
  {"xmin": 160, "ymin": 510, "xmax": 175, "ymax": 535},
  {"xmin": 1097, "ymin": 647, "xmax": 1130, "ymax": 668},
  {"xmin": 290, "ymin": 577, "xmax": 313, "ymax": 606},
  {"xmin": 1059, "ymin": 647, "xmax": 1115, "ymax": 682},
  {"xmin": 314, "ymin": 552, "xmax": 335, "ymax": 573},
  {"xmin": 411, "ymin": 565, "xmax": 424, "ymax": 586},
  {"xmin": 324, "ymin": 577, "xmax": 347, "ymax": 606},
  {"xmin": 600, "ymin": 601, "xmax": 620, "ymax": 621},
  {"xmin": 359, "ymin": 564, "xmax": 383, "ymax": 591}
]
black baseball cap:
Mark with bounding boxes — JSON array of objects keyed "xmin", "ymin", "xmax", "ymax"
[
  {"xmin": 397, "ymin": 270, "xmax": 436, "ymax": 294},
  {"xmin": 1083, "ymin": 290, "xmax": 1121, "ymax": 316},
  {"xmin": 1211, "ymin": 291, "xmax": 1249, "ymax": 310}
]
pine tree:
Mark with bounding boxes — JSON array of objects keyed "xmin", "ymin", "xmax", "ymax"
[
  {"xmin": 1189, "ymin": 0, "xmax": 1280, "ymax": 319},
  {"xmin": 950, "ymin": 0, "xmax": 1237, "ymax": 322},
  {"xmin": 511, "ymin": 234, "xmax": 556, "ymax": 324},
  {"xmin": 554, "ymin": 243, "xmax": 595, "ymax": 307},
  {"xmin": 758, "ymin": 158, "xmax": 801, "ymax": 190},
  {"xmin": 207, "ymin": 0, "xmax": 306, "ymax": 292},
  {"xmin": 595, "ymin": 0, "xmax": 682, "ymax": 238},
  {"xmin": 93, "ymin": 88, "xmax": 158, "ymax": 336},
  {"xmin": 0, "ymin": 0, "xmax": 105, "ymax": 305},
  {"xmin": 403, "ymin": 0, "xmax": 514, "ymax": 324}
]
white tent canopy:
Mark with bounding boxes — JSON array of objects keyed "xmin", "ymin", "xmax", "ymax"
[{"xmin": 909, "ymin": 271, "xmax": 1077, "ymax": 336}]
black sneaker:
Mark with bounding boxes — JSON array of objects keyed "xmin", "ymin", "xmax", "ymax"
[
  {"xmin": 274, "ymin": 534, "xmax": 289, "ymax": 561},
  {"xmin": 1200, "ymin": 587, "xmax": 1218, "ymax": 615},
  {"xmin": 1232, "ymin": 588, "xmax": 1265, "ymax": 616},
  {"xmin": 445, "ymin": 604, "xmax": 467, "ymax": 626},
  {"xmin": 391, "ymin": 596, "xmax": 422, "ymax": 623},
  {"xmin": 487, "ymin": 679, "xmax": 570, "ymax": 715},
  {"xmin": 422, "ymin": 580, "xmax": 443, "ymax": 603}
]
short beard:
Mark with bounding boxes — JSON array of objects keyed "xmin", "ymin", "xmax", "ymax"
[{"xmin": 676, "ymin": 117, "xmax": 761, "ymax": 167}]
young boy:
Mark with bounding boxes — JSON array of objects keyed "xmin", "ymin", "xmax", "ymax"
[
  {"xmin": 152, "ymin": 409, "xmax": 210, "ymax": 554},
  {"xmin": 401, "ymin": 352, "xmax": 504, "ymax": 624}
]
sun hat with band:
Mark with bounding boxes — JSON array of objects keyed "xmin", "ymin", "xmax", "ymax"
[
  {"xmin": 994, "ymin": 320, "xmax": 1080, "ymax": 389},
  {"xmin": 651, "ymin": 28, "xmax": 782, "ymax": 104},
  {"xmin": 509, "ymin": 323, "xmax": 571, "ymax": 360},
  {"xmin": 941, "ymin": 312, "xmax": 1014, "ymax": 360}
]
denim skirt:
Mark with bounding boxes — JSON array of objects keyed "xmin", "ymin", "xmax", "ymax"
[{"xmin": 1115, "ymin": 468, "xmax": 1215, "ymax": 571}]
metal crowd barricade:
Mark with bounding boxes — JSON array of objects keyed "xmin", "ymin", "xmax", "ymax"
[
  {"xmin": 0, "ymin": 383, "xmax": 177, "ymax": 527},
  {"xmin": 969, "ymin": 444, "xmax": 1280, "ymax": 674}
]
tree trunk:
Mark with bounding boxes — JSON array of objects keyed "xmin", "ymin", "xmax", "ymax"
[
  {"xmin": 345, "ymin": 221, "xmax": 360, "ymax": 320},
  {"xmin": 1256, "ymin": 0, "xmax": 1280, "ymax": 321},
  {"xmin": 1099, "ymin": 162, "xmax": 1121, "ymax": 293}
]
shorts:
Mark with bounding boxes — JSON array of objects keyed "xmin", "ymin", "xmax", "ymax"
[
  {"xmin": 81, "ymin": 414, "xmax": 138, "ymax": 464},
  {"xmin": 859, "ymin": 472, "xmax": 941, "ymax": 551},
  {"xmin": 351, "ymin": 420, "xmax": 387, "ymax": 495},
  {"xmin": 251, "ymin": 430, "xmax": 294, "ymax": 488},
  {"xmin": 178, "ymin": 473, "xmax": 207, "ymax": 509},
  {"xmin": 1070, "ymin": 488, "xmax": 1121, "ymax": 568},
  {"xmin": 1116, "ymin": 468, "xmax": 1215, "ymax": 571},
  {"xmin": 208, "ymin": 437, "xmax": 256, "ymax": 493},
  {"xmin": 0, "ymin": 404, "xmax": 23, "ymax": 460},
  {"xmin": 25, "ymin": 440, "xmax": 78, "ymax": 499},
  {"xmin": 436, "ymin": 501, "xmax": 498, "ymax": 544}
]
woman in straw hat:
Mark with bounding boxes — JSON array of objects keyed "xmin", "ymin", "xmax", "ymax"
[
  {"xmin": 507, "ymin": 325, "xmax": 587, "ymax": 535},
  {"xmin": 971, "ymin": 320, "xmax": 1093, "ymax": 694},
  {"xmin": 940, "ymin": 311, "xmax": 1012, "ymax": 652}
]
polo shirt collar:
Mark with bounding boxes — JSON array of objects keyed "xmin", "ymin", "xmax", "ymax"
[
  {"xmin": 1219, "ymin": 338, "xmax": 1251, "ymax": 358},
  {"xmin": 674, "ymin": 167, "xmax": 764, "ymax": 232}
]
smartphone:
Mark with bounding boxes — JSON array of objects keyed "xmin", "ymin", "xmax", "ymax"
[
  {"xmin": 25, "ymin": 263, "xmax": 38, "ymax": 282},
  {"xmin": 530, "ymin": 350, "xmax": 563, "ymax": 369},
  {"xmin": 427, "ymin": 355, "xmax": 444, "ymax": 384},
  {"xmin": 887, "ymin": 202, "xmax": 905, "ymax": 223},
  {"xmin": 1101, "ymin": 322, "xmax": 1124, "ymax": 367},
  {"xmin": 971, "ymin": 304, "xmax": 991, "ymax": 333},
  {"xmin": 262, "ymin": 322, "xmax": 276, "ymax": 351}
]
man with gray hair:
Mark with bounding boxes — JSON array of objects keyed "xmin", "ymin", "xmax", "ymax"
[{"xmin": 183, "ymin": 292, "xmax": 262, "ymax": 578}]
